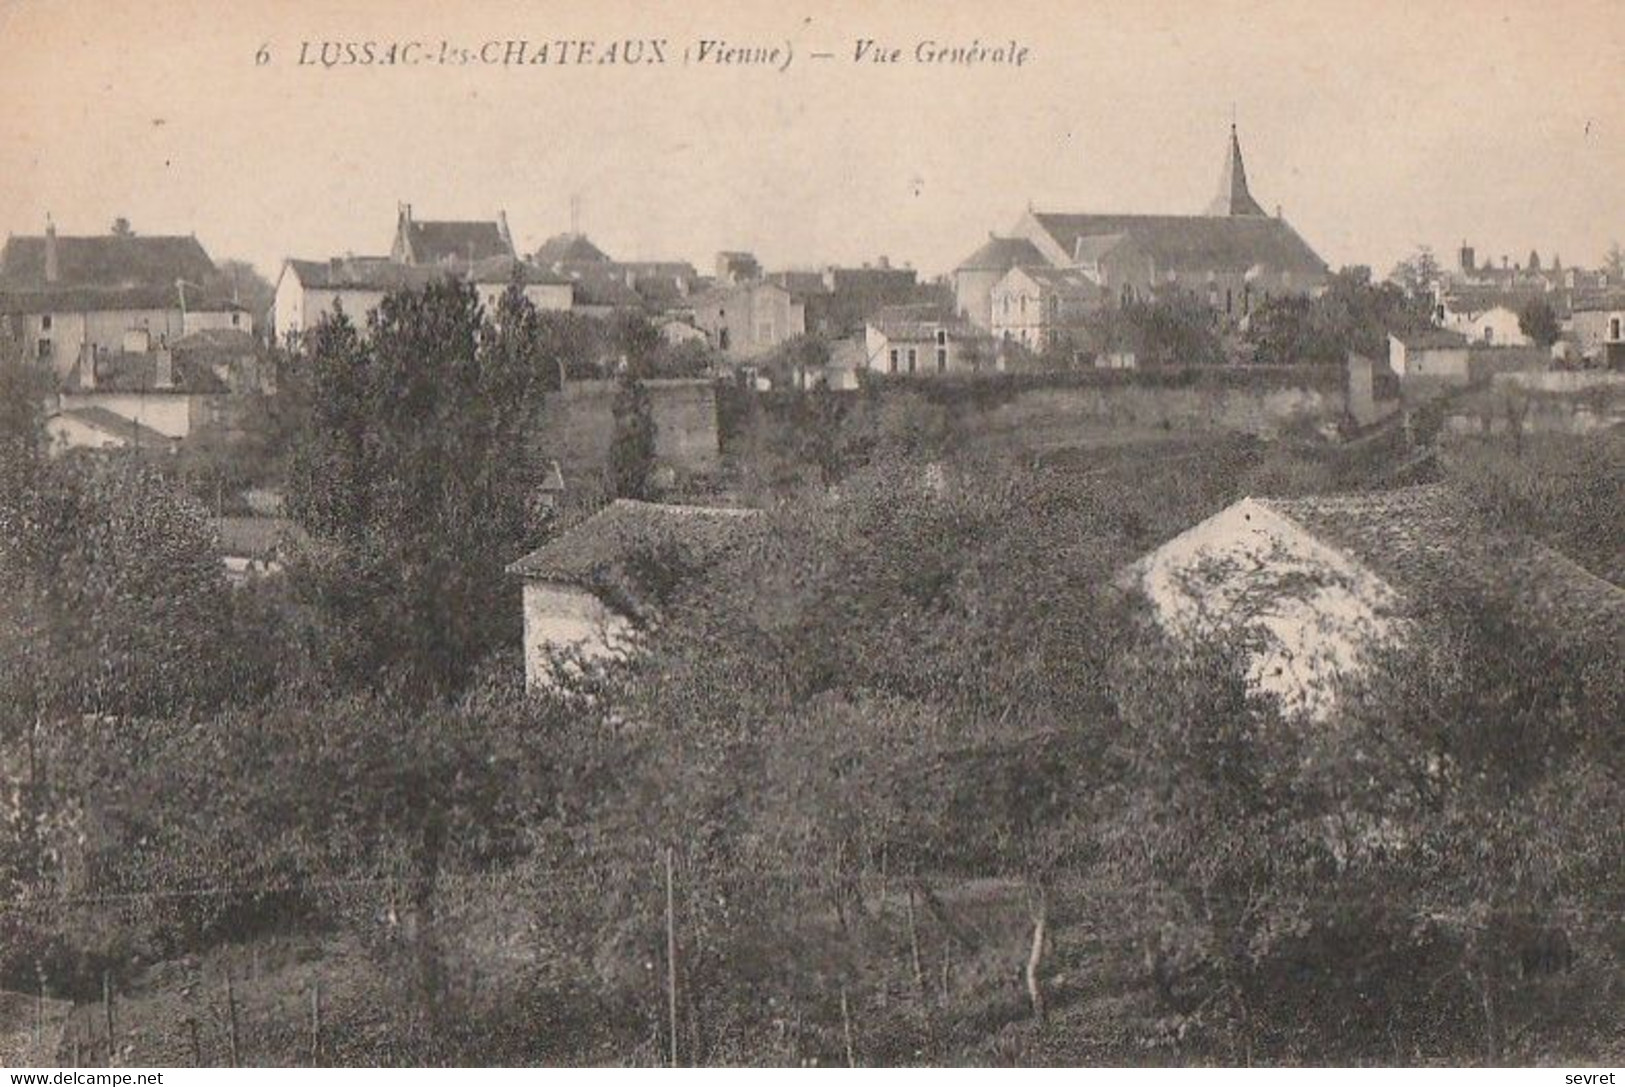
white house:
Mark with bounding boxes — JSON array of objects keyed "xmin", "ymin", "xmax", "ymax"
[
  {"xmin": 1440, "ymin": 295, "xmax": 1530, "ymax": 346},
  {"xmin": 1388, "ymin": 329, "xmax": 1471, "ymax": 384},
  {"xmin": 1121, "ymin": 484, "xmax": 1623, "ymax": 719},
  {"xmin": 274, "ymin": 255, "xmax": 572, "ymax": 348},
  {"xmin": 863, "ymin": 304, "xmax": 993, "ymax": 377},
  {"xmin": 506, "ymin": 500, "xmax": 762, "ymax": 689}
]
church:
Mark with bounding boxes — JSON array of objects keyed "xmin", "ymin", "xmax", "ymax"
[{"xmin": 955, "ymin": 127, "xmax": 1330, "ymax": 348}]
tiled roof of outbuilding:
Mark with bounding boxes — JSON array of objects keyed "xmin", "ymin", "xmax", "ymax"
[
  {"xmin": 507, "ymin": 499, "xmax": 762, "ymax": 587},
  {"xmin": 1257, "ymin": 484, "xmax": 1624, "ymax": 644}
]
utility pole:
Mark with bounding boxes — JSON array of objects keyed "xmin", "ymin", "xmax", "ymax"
[{"xmin": 664, "ymin": 845, "xmax": 679, "ymax": 1068}]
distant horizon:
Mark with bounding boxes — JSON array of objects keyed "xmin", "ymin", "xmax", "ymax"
[{"xmin": 3, "ymin": 0, "xmax": 1622, "ymax": 284}]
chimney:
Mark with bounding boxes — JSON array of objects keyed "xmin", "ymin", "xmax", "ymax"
[
  {"xmin": 44, "ymin": 215, "xmax": 59, "ymax": 283},
  {"xmin": 154, "ymin": 348, "xmax": 174, "ymax": 390}
]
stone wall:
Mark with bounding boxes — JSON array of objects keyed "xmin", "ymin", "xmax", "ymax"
[
  {"xmin": 534, "ymin": 378, "xmax": 721, "ymax": 491},
  {"xmin": 973, "ymin": 382, "xmax": 1343, "ymax": 448}
]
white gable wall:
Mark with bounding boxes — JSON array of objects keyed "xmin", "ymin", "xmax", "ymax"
[{"xmin": 1129, "ymin": 498, "xmax": 1406, "ymax": 718}]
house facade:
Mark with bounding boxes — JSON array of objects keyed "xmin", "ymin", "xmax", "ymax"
[
  {"xmin": 1388, "ymin": 329, "xmax": 1471, "ymax": 384},
  {"xmin": 689, "ymin": 281, "xmax": 805, "ymax": 358},
  {"xmin": 864, "ymin": 305, "xmax": 993, "ymax": 376},
  {"xmin": 1569, "ymin": 295, "xmax": 1625, "ymax": 366},
  {"xmin": 1439, "ymin": 295, "xmax": 1531, "ymax": 346},
  {"xmin": 989, "ymin": 265, "xmax": 1104, "ymax": 351},
  {"xmin": 274, "ymin": 255, "xmax": 571, "ymax": 347}
]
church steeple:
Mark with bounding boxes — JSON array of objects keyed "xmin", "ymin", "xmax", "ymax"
[{"xmin": 1206, "ymin": 124, "xmax": 1267, "ymax": 217}]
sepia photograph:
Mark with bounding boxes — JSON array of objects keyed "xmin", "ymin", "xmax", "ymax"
[{"xmin": 0, "ymin": 0, "xmax": 1621, "ymax": 1073}]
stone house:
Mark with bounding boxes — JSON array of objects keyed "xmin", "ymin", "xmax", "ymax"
[
  {"xmin": 1, "ymin": 223, "xmax": 249, "ymax": 382},
  {"xmin": 689, "ymin": 281, "xmax": 805, "ymax": 358},
  {"xmin": 506, "ymin": 499, "xmax": 762, "ymax": 688}
]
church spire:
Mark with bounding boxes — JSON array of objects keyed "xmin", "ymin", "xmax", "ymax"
[{"xmin": 1206, "ymin": 123, "xmax": 1267, "ymax": 217}]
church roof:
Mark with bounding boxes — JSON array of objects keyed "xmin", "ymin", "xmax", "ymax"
[
  {"xmin": 1205, "ymin": 124, "xmax": 1269, "ymax": 217},
  {"xmin": 1028, "ymin": 211, "xmax": 1327, "ymax": 278}
]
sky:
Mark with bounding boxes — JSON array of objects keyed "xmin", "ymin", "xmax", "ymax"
[{"xmin": 2, "ymin": 0, "xmax": 1622, "ymax": 283}]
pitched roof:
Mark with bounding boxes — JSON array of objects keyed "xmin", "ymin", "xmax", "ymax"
[
  {"xmin": 211, "ymin": 516, "xmax": 309, "ymax": 558},
  {"xmin": 1256, "ymin": 484, "xmax": 1624, "ymax": 643},
  {"xmin": 400, "ymin": 219, "xmax": 513, "ymax": 265},
  {"xmin": 507, "ymin": 499, "xmax": 762, "ymax": 587},
  {"xmin": 1570, "ymin": 292, "xmax": 1625, "ymax": 313},
  {"xmin": 568, "ymin": 270, "xmax": 644, "ymax": 308},
  {"xmin": 1028, "ymin": 211, "xmax": 1327, "ymax": 277},
  {"xmin": 1072, "ymin": 232, "xmax": 1132, "ymax": 264},
  {"xmin": 534, "ymin": 232, "xmax": 612, "ymax": 265},
  {"xmin": 1442, "ymin": 289, "xmax": 1554, "ymax": 316},
  {"xmin": 283, "ymin": 258, "xmax": 446, "ymax": 292},
  {"xmin": 955, "ymin": 235, "xmax": 1047, "ymax": 273},
  {"xmin": 1007, "ymin": 265, "xmax": 1105, "ymax": 300},
  {"xmin": 0, "ymin": 232, "xmax": 216, "ymax": 289},
  {"xmin": 1205, "ymin": 125, "xmax": 1269, "ymax": 217},
  {"xmin": 869, "ymin": 301, "xmax": 974, "ymax": 341},
  {"xmin": 1392, "ymin": 327, "xmax": 1470, "ymax": 350},
  {"xmin": 62, "ymin": 346, "xmax": 232, "ymax": 394},
  {"xmin": 466, "ymin": 255, "xmax": 574, "ymax": 286},
  {"xmin": 50, "ymin": 406, "xmax": 174, "ymax": 447}
]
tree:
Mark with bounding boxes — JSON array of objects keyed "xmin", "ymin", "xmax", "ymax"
[
  {"xmin": 608, "ymin": 376, "xmax": 658, "ymax": 499},
  {"xmin": 609, "ymin": 311, "xmax": 663, "ymax": 379},
  {"xmin": 1088, "ymin": 296, "xmax": 1224, "ymax": 367},
  {"xmin": 1389, "ymin": 246, "xmax": 1442, "ymax": 298},
  {"xmin": 1248, "ymin": 266, "xmax": 1435, "ymax": 365},
  {"xmin": 110, "ymin": 217, "xmax": 133, "ymax": 237},
  {"xmin": 1517, "ymin": 297, "xmax": 1562, "ymax": 348},
  {"xmin": 1604, "ymin": 241, "xmax": 1624, "ymax": 280},
  {"xmin": 202, "ymin": 259, "xmax": 276, "ymax": 330},
  {"xmin": 286, "ymin": 279, "xmax": 549, "ymax": 701}
]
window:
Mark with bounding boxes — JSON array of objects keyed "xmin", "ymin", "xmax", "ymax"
[
  {"xmin": 40, "ymin": 314, "xmax": 52, "ymax": 331},
  {"xmin": 935, "ymin": 329, "xmax": 947, "ymax": 347},
  {"xmin": 231, "ymin": 313, "xmax": 241, "ymax": 328},
  {"xmin": 36, "ymin": 338, "xmax": 51, "ymax": 360},
  {"xmin": 906, "ymin": 348, "xmax": 917, "ymax": 373},
  {"xmin": 1019, "ymin": 295, "xmax": 1026, "ymax": 317},
  {"xmin": 1610, "ymin": 317, "xmax": 1622, "ymax": 341},
  {"xmin": 888, "ymin": 348, "xmax": 899, "ymax": 373},
  {"xmin": 1225, "ymin": 288, "xmax": 1233, "ymax": 314},
  {"xmin": 936, "ymin": 347, "xmax": 948, "ymax": 372},
  {"xmin": 1483, "ymin": 327, "xmax": 1494, "ymax": 344}
]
